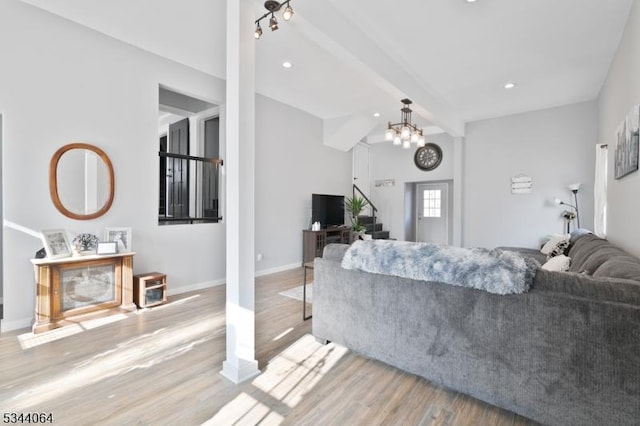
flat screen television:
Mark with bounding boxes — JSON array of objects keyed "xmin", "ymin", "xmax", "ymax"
[{"xmin": 311, "ymin": 194, "xmax": 345, "ymax": 229}]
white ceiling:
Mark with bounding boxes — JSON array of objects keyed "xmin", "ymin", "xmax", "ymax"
[{"xmin": 19, "ymin": 0, "xmax": 633, "ymax": 138}]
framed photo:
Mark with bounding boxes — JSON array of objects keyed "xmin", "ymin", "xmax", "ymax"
[
  {"xmin": 615, "ymin": 104, "xmax": 640, "ymax": 179},
  {"xmin": 104, "ymin": 227, "xmax": 132, "ymax": 253},
  {"xmin": 41, "ymin": 229, "xmax": 72, "ymax": 259},
  {"xmin": 97, "ymin": 241, "xmax": 118, "ymax": 255}
]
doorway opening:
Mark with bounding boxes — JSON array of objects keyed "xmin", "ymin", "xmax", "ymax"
[
  {"xmin": 404, "ymin": 179, "xmax": 453, "ymax": 244},
  {"xmin": 158, "ymin": 86, "xmax": 222, "ymax": 225}
]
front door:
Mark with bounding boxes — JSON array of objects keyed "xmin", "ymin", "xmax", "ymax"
[{"xmin": 416, "ymin": 182, "xmax": 449, "ymax": 244}]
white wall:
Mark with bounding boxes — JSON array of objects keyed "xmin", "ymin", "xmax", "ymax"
[
  {"xmin": 0, "ymin": 0, "xmax": 350, "ymax": 331},
  {"xmin": 463, "ymin": 101, "xmax": 598, "ymax": 249},
  {"xmin": 369, "ymin": 133, "xmax": 455, "ymax": 240},
  {"xmin": 0, "ymin": 2, "xmax": 224, "ymax": 331},
  {"xmin": 598, "ymin": 0, "xmax": 640, "ymax": 257},
  {"xmin": 254, "ymin": 95, "xmax": 352, "ymax": 274}
]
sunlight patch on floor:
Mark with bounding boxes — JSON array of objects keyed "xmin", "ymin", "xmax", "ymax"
[
  {"xmin": 136, "ymin": 294, "xmax": 201, "ymax": 313},
  {"xmin": 203, "ymin": 334, "xmax": 347, "ymax": 424},
  {"xmin": 17, "ymin": 314, "xmax": 128, "ymax": 350},
  {"xmin": 272, "ymin": 327, "xmax": 294, "ymax": 341},
  {"xmin": 202, "ymin": 393, "xmax": 284, "ymax": 426},
  {"xmin": 16, "ymin": 295, "xmax": 202, "ymax": 350},
  {"xmin": 252, "ymin": 334, "xmax": 348, "ymax": 408},
  {"xmin": 18, "ymin": 324, "xmax": 84, "ymax": 349},
  {"xmin": 78, "ymin": 313, "xmax": 129, "ymax": 330},
  {"xmin": 7, "ymin": 313, "xmax": 226, "ymax": 412}
]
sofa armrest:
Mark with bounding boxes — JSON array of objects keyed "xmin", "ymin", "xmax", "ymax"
[{"xmin": 321, "ymin": 243, "xmax": 350, "ymax": 262}]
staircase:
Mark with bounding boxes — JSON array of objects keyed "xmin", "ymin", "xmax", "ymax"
[
  {"xmin": 358, "ymin": 215, "xmax": 390, "ymax": 239},
  {"xmin": 352, "ymin": 184, "xmax": 391, "ymax": 239}
]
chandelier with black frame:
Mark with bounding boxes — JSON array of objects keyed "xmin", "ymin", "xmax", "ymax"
[
  {"xmin": 384, "ymin": 99, "xmax": 426, "ymax": 149},
  {"xmin": 254, "ymin": 0, "xmax": 294, "ymax": 39}
]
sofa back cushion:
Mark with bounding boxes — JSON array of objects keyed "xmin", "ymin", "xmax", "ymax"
[
  {"xmin": 569, "ymin": 234, "xmax": 618, "ymax": 273},
  {"xmin": 593, "ymin": 258, "xmax": 640, "ymax": 281},
  {"xmin": 534, "ymin": 268, "xmax": 640, "ymax": 306},
  {"xmin": 567, "ymin": 233, "xmax": 640, "ymax": 282},
  {"xmin": 579, "ymin": 246, "xmax": 630, "ymax": 275}
]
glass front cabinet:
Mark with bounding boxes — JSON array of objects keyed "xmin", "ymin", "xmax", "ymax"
[
  {"xmin": 133, "ymin": 272, "xmax": 167, "ymax": 308},
  {"xmin": 31, "ymin": 253, "xmax": 135, "ymax": 333}
]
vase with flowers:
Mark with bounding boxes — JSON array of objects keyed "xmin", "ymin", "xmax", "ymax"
[{"xmin": 72, "ymin": 233, "xmax": 100, "ymax": 255}]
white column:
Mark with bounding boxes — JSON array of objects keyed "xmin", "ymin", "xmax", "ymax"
[
  {"xmin": 221, "ymin": 0, "xmax": 260, "ymax": 383},
  {"xmin": 453, "ymin": 136, "xmax": 464, "ymax": 247}
]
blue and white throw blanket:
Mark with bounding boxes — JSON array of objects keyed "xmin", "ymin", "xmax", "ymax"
[{"xmin": 341, "ymin": 240, "xmax": 540, "ymax": 295}]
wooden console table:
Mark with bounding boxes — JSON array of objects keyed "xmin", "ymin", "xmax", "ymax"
[{"xmin": 30, "ymin": 252, "xmax": 136, "ymax": 334}]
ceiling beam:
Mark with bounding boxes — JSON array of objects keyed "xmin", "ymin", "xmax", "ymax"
[
  {"xmin": 323, "ymin": 114, "xmax": 379, "ymax": 152},
  {"xmin": 292, "ymin": 1, "xmax": 465, "ymax": 137}
]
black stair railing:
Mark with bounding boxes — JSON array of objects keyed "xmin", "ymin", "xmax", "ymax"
[{"xmin": 353, "ymin": 184, "xmax": 378, "ymax": 238}]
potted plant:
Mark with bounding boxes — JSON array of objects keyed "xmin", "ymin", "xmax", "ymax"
[{"xmin": 345, "ymin": 196, "xmax": 370, "ymax": 240}]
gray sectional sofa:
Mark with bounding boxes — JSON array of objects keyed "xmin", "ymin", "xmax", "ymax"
[{"xmin": 312, "ymin": 234, "xmax": 640, "ymax": 426}]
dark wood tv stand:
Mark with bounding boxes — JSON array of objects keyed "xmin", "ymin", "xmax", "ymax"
[{"xmin": 302, "ymin": 226, "xmax": 351, "ymax": 265}]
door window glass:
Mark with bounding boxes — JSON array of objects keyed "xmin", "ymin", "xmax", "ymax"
[{"xmin": 423, "ymin": 189, "xmax": 441, "ymax": 218}]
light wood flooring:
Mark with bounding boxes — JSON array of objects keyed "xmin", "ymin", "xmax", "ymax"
[{"xmin": 0, "ymin": 267, "xmax": 538, "ymax": 425}]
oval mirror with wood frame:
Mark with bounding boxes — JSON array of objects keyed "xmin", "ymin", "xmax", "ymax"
[{"xmin": 50, "ymin": 143, "xmax": 115, "ymax": 220}]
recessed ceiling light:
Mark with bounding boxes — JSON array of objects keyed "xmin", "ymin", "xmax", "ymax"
[
  {"xmin": 282, "ymin": 61, "xmax": 292, "ymax": 68},
  {"xmin": 504, "ymin": 82, "xmax": 516, "ymax": 89},
  {"xmin": 373, "ymin": 112, "xmax": 380, "ymax": 117},
  {"xmin": 466, "ymin": 0, "xmax": 478, "ymax": 3}
]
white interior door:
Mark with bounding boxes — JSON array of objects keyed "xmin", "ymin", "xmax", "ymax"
[{"xmin": 416, "ymin": 182, "xmax": 449, "ymax": 244}]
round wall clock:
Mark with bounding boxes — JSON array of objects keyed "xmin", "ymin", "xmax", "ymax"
[{"xmin": 414, "ymin": 143, "xmax": 443, "ymax": 171}]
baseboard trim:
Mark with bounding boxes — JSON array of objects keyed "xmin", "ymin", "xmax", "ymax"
[
  {"xmin": 167, "ymin": 262, "xmax": 301, "ymax": 296},
  {"xmin": 166, "ymin": 278, "xmax": 226, "ymax": 297},
  {"xmin": 1, "ymin": 317, "xmax": 32, "ymax": 333},
  {"xmin": 0, "ymin": 264, "xmax": 302, "ymax": 333},
  {"xmin": 255, "ymin": 262, "xmax": 300, "ymax": 277}
]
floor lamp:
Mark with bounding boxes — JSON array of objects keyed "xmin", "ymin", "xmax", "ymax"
[
  {"xmin": 568, "ymin": 183, "xmax": 581, "ymax": 228},
  {"xmin": 554, "ymin": 183, "xmax": 581, "ymax": 233}
]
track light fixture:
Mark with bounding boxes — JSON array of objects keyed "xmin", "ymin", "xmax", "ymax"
[
  {"xmin": 254, "ymin": 22, "xmax": 263, "ymax": 39},
  {"xmin": 282, "ymin": 4, "xmax": 294, "ymax": 21},
  {"xmin": 282, "ymin": 2, "xmax": 293, "ymax": 21},
  {"xmin": 254, "ymin": 0, "xmax": 294, "ymax": 39},
  {"xmin": 269, "ymin": 14, "xmax": 279, "ymax": 31},
  {"xmin": 384, "ymin": 99, "xmax": 426, "ymax": 149}
]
